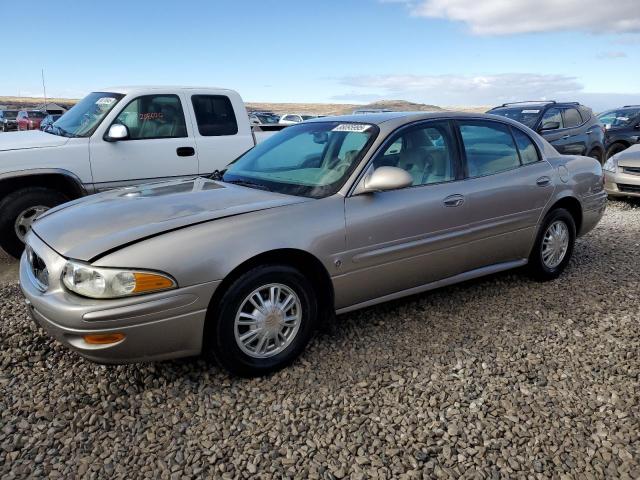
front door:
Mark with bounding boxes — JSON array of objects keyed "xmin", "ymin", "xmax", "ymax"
[
  {"xmin": 340, "ymin": 120, "xmax": 470, "ymax": 307},
  {"xmin": 89, "ymin": 93, "xmax": 198, "ymax": 190}
]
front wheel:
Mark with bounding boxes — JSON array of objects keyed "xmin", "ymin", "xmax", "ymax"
[
  {"xmin": 528, "ymin": 208, "xmax": 576, "ymax": 281},
  {"xmin": 0, "ymin": 187, "xmax": 68, "ymax": 258},
  {"xmin": 206, "ymin": 265, "xmax": 318, "ymax": 377}
]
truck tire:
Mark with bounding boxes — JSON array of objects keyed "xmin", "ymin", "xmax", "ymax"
[{"xmin": 0, "ymin": 187, "xmax": 68, "ymax": 258}]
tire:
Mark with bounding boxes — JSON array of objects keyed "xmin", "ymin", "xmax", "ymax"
[
  {"xmin": 0, "ymin": 187, "xmax": 68, "ymax": 258},
  {"xmin": 587, "ymin": 148, "xmax": 603, "ymax": 164},
  {"xmin": 605, "ymin": 143, "xmax": 628, "ymax": 160},
  {"xmin": 206, "ymin": 264, "xmax": 318, "ymax": 377},
  {"xmin": 528, "ymin": 208, "xmax": 576, "ymax": 281}
]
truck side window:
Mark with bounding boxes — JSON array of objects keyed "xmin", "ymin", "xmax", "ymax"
[
  {"xmin": 191, "ymin": 95, "xmax": 238, "ymax": 136},
  {"xmin": 114, "ymin": 95, "xmax": 187, "ymax": 140}
]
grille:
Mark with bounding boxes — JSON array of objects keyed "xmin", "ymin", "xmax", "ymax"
[
  {"xmin": 26, "ymin": 246, "xmax": 49, "ymax": 291},
  {"xmin": 622, "ymin": 166, "xmax": 640, "ymax": 176},
  {"xmin": 617, "ymin": 183, "xmax": 640, "ymax": 194}
]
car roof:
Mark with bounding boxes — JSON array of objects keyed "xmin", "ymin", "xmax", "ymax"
[
  {"xmin": 491, "ymin": 101, "xmax": 582, "ymax": 110},
  {"xmin": 306, "ymin": 110, "xmax": 501, "ymax": 126},
  {"xmin": 97, "ymin": 85, "xmax": 238, "ymax": 95}
]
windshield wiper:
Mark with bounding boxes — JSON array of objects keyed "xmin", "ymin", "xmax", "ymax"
[
  {"xmin": 208, "ymin": 169, "xmax": 226, "ymax": 180},
  {"xmin": 225, "ymin": 179, "xmax": 272, "ymax": 191}
]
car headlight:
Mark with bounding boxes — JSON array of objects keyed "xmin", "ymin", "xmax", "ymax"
[
  {"xmin": 62, "ymin": 261, "xmax": 176, "ymax": 299},
  {"xmin": 603, "ymin": 155, "xmax": 618, "ymax": 173}
]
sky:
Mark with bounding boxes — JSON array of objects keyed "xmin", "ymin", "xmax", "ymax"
[{"xmin": 1, "ymin": 0, "xmax": 639, "ymax": 111}]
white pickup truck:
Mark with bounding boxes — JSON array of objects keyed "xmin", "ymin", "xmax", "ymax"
[{"xmin": 0, "ymin": 86, "xmax": 284, "ymax": 257}]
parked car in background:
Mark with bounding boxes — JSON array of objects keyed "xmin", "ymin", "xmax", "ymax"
[
  {"xmin": 597, "ymin": 105, "xmax": 640, "ymax": 160},
  {"xmin": 353, "ymin": 108, "xmax": 393, "ymax": 115},
  {"xmin": 487, "ymin": 101, "xmax": 605, "ymax": 162},
  {"xmin": 249, "ymin": 111, "xmax": 281, "ymax": 126},
  {"xmin": 20, "ymin": 112, "xmax": 606, "ymax": 376},
  {"xmin": 278, "ymin": 114, "xmax": 317, "ymax": 125},
  {"xmin": 603, "ymin": 143, "xmax": 640, "ymax": 197},
  {"xmin": 39, "ymin": 114, "xmax": 62, "ymax": 132},
  {"xmin": 0, "ymin": 86, "xmax": 286, "ymax": 258},
  {"xmin": 17, "ymin": 110, "xmax": 47, "ymax": 131},
  {"xmin": 0, "ymin": 110, "xmax": 19, "ymax": 132}
]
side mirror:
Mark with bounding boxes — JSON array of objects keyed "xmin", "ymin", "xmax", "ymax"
[
  {"xmin": 358, "ymin": 166, "xmax": 413, "ymax": 194},
  {"xmin": 105, "ymin": 123, "xmax": 129, "ymax": 142},
  {"xmin": 540, "ymin": 121, "xmax": 560, "ymax": 131}
]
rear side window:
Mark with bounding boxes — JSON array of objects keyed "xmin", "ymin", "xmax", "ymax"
[
  {"xmin": 114, "ymin": 94, "xmax": 187, "ymax": 140},
  {"xmin": 563, "ymin": 108, "xmax": 583, "ymax": 128},
  {"xmin": 192, "ymin": 95, "xmax": 238, "ymax": 136},
  {"xmin": 541, "ymin": 108, "xmax": 563, "ymax": 129},
  {"xmin": 459, "ymin": 121, "xmax": 520, "ymax": 178},
  {"xmin": 512, "ymin": 128, "xmax": 540, "ymax": 165}
]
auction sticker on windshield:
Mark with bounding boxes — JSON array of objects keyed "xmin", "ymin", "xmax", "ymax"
[
  {"xmin": 332, "ymin": 124, "xmax": 371, "ymax": 132},
  {"xmin": 96, "ymin": 97, "xmax": 116, "ymax": 106}
]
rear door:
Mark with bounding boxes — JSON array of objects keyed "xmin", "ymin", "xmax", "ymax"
[
  {"xmin": 341, "ymin": 120, "xmax": 470, "ymax": 307},
  {"xmin": 89, "ymin": 93, "xmax": 198, "ymax": 189},
  {"xmin": 453, "ymin": 120, "xmax": 555, "ymax": 271},
  {"xmin": 186, "ymin": 92, "xmax": 256, "ymax": 174},
  {"xmin": 560, "ymin": 107, "xmax": 587, "ymax": 155}
]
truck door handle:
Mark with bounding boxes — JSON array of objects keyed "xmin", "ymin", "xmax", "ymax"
[
  {"xmin": 536, "ymin": 176, "xmax": 551, "ymax": 186},
  {"xmin": 176, "ymin": 147, "xmax": 195, "ymax": 157},
  {"xmin": 443, "ymin": 194, "xmax": 464, "ymax": 207}
]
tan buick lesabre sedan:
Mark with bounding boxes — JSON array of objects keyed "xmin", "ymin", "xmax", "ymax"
[{"xmin": 20, "ymin": 112, "xmax": 606, "ymax": 376}]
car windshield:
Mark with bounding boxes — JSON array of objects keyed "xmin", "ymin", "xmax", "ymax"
[
  {"xmin": 598, "ymin": 109, "xmax": 640, "ymax": 128},
  {"xmin": 3, "ymin": 111, "xmax": 18, "ymax": 119},
  {"xmin": 223, "ymin": 121, "xmax": 378, "ymax": 198},
  {"xmin": 489, "ymin": 107, "xmax": 543, "ymax": 129},
  {"xmin": 29, "ymin": 111, "xmax": 47, "ymax": 118},
  {"xmin": 51, "ymin": 91, "xmax": 124, "ymax": 137},
  {"xmin": 255, "ymin": 113, "xmax": 280, "ymax": 124}
]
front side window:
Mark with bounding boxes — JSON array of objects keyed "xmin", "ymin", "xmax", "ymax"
[
  {"xmin": 563, "ymin": 108, "xmax": 582, "ymax": 128},
  {"xmin": 541, "ymin": 108, "xmax": 563, "ymax": 130},
  {"xmin": 223, "ymin": 121, "xmax": 378, "ymax": 198},
  {"xmin": 459, "ymin": 121, "xmax": 520, "ymax": 177},
  {"xmin": 373, "ymin": 121, "xmax": 456, "ymax": 186},
  {"xmin": 512, "ymin": 128, "xmax": 540, "ymax": 165},
  {"xmin": 114, "ymin": 94, "xmax": 187, "ymax": 140},
  {"xmin": 192, "ymin": 95, "xmax": 238, "ymax": 136}
]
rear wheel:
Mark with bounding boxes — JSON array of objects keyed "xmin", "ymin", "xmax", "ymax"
[
  {"xmin": 587, "ymin": 148, "xmax": 603, "ymax": 164},
  {"xmin": 528, "ymin": 208, "xmax": 576, "ymax": 281},
  {"xmin": 206, "ymin": 265, "xmax": 318, "ymax": 377},
  {"xmin": 0, "ymin": 187, "xmax": 68, "ymax": 258}
]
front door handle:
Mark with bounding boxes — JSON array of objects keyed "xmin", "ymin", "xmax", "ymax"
[
  {"xmin": 176, "ymin": 147, "xmax": 195, "ymax": 157},
  {"xmin": 536, "ymin": 176, "xmax": 551, "ymax": 186},
  {"xmin": 443, "ymin": 194, "xmax": 464, "ymax": 207}
]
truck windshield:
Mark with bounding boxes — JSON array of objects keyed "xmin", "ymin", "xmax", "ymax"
[
  {"xmin": 3, "ymin": 111, "xmax": 18, "ymax": 119},
  {"xmin": 223, "ymin": 121, "xmax": 378, "ymax": 198},
  {"xmin": 50, "ymin": 92, "xmax": 124, "ymax": 137},
  {"xmin": 488, "ymin": 107, "xmax": 542, "ymax": 129}
]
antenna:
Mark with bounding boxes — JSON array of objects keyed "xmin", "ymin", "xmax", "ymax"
[{"xmin": 41, "ymin": 68, "xmax": 47, "ymax": 110}]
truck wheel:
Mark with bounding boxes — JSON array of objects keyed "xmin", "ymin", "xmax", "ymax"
[
  {"xmin": 206, "ymin": 264, "xmax": 318, "ymax": 377},
  {"xmin": 0, "ymin": 188, "xmax": 68, "ymax": 258}
]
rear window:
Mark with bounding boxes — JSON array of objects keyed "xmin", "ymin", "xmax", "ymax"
[{"xmin": 191, "ymin": 95, "xmax": 238, "ymax": 136}]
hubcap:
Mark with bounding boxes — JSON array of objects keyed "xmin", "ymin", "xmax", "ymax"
[
  {"xmin": 234, "ymin": 283, "xmax": 302, "ymax": 358},
  {"xmin": 541, "ymin": 220, "xmax": 569, "ymax": 269},
  {"xmin": 15, "ymin": 206, "xmax": 49, "ymax": 242}
]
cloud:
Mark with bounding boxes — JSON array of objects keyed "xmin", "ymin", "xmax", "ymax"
[
  {"xmin": 336, "ymin": 72, "xmax": 640, "ymax": 111},
  {"xmin": 596, "ymin": 51, "xmax": 627, "ymax": 59},
  {"xmin": 395, "ymin": 0, "xmax": 640, "ymax": 35}
]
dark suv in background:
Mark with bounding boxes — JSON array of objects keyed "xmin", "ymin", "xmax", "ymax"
[
  {"xmin": 597, "ymin": 105, "xmax": 640, "ymax": 159},
  {"xmin": 0, "ymin": 110, "xmax": 19, "ymax": 132},
  {"xmin": 487, "ymin": 101, "xmax": 605, "ymax": 163}
]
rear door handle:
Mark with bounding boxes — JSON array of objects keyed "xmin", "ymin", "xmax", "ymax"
[
  {"xmin": 561, "ymin": 135, "xmax": 571, "ymax": 140},
  {"xmin": 176, "ymin": 147, "xmax": 195, "ymax": 157},
  {"xmin": 536, "ymin": 176, "xmax": 551, "ymax": 186},
  {"xmin": 443, "ymin": 194, "xmax": 464, "ymax": 207}
]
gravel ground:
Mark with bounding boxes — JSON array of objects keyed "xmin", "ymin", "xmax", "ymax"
[{"xmin": 1, "ymin": 200, "xmax": 639, "ymax": 479}]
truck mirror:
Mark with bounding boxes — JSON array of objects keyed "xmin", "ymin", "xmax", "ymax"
[{"xmin": 105, "ymin": 124, "xmax": 129, "ymax": 142}]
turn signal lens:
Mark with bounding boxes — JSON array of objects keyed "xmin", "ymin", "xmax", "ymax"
[
  {"xmin": 83, "ymin": 333, "xmax": 125, "ymax": 345},
  {"xmin": 132, "ymin": 273, "xmax": 175, "ymax": 293}
]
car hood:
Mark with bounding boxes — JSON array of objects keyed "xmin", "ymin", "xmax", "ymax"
[
  {"xmin": 32, "ymin": 177, "xmax": 310, "ymax": 261},
  {"xmin": 615, "ymin": 144, "xmax": 640, "ymax": 167},
  {"xmin": 0, "ymin": 130, "xmax": 69, "ymax": 151}
]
